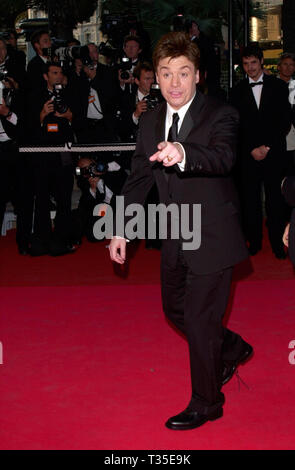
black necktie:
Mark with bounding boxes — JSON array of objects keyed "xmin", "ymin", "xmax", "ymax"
[
  {"xmin": 250, "ymin": 81, "xmax": 263, "ymax": 87},
  {"xmin": 168, "ymin": 113, "xmax": 179, "ymax": 142}
]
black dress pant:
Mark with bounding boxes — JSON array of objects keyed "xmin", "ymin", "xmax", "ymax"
[
  {"xmin": 161, "ymin": 246, "xmax": 245, "ymax": 414},
  {"xmin": 32, "ymin": 153, "xmax": 73, "ymax": 244},
  {"xmin": 240, "ymin": 155, "xmax": 289, "ymax": 252},
  {"xmin": 0, "ymin": 141, "xmax": 18, "ymax": 232}
]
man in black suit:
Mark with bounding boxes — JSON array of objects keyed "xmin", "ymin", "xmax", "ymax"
[
  {"xmin": 26, "ymin": 62, "xmax": 76, "ymax": 256},
  {"xmin": 69, "ymin": 59, "xmax": 119, "ymax": 146},
  {"xmin": 71, "ymin": 157, "xmax": 127, "ymax": 243},
  {"xmin": 230, "ymin": 45, "xmax": 292, "ymax": 259},
  {"xmin": 109, "ymin": 32, "xmax": 252, "ymax": 430},
  {"xmin": 117, "ymin": 61, "xmax": 155, "ymax": 142},
  {"xmin": 26, "ymin": 30, "xmax": 52, "ymax": 92}
]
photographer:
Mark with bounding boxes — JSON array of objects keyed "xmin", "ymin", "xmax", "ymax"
[
  {"xmin": 26, "ymin": 62, "xmax": 76, "ymax": 256},
  {"xmin": 72, "ymin": 157, "xmax": 126, "ymax": 243},
  {"xmin": 118, "ymin": 35, "xmax": 143, "ymax": 94},
  {"xmin": 69, "ymin": 55, "xmax": 119, "ymax": 145},
  {"xmin": 26, "ymin": 30, "xmax": 52, "ymax": 91},
  {"xmin": 117, "ymin": 61, "xmax": 156, "ymax": 142},
  {"xmin": 0, "ymin": 62, "xmax": 26, "ymax": 251},
  {"xmin": 0, "ymin": 38, "xmax": 23, "ymax": 90}
]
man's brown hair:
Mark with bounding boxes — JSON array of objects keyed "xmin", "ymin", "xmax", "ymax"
[{"xmin": 152, "ymin": 31, "xmax": 200, "ymax": 71}]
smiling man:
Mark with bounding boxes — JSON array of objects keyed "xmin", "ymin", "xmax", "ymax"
[{"xmin": 109, "ymin": 32, "xmax": 251, "ymax": 430}]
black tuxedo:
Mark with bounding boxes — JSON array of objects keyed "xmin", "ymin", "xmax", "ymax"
[
  {"xmin": 230, "ymin": 74, "xmax": 292, "ymax": 254},
  {"xmin": 120, "ymin": 91, "xmax": 249, "ymax": 412}
]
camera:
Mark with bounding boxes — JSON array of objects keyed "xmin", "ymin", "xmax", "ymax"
[
  {"xmin": 0, "ymin": 68, "xmax": 8, "ymax": 82},
  {"xmin": 119, "ymin": 57, "xmax": 132, "ymax": 80},
  {"xmin": 52, "ymin": 84, "xmax": 68, "ymax": 114},
  {"xmin": 42, "ymin": 43, "xmax": 94, "ymax": 69},
  {"xmin": 75, "ymin": 161, "xmax": 108, "ymax": 179},
  {"xmin": 144, "ymin": 84, "xmax": 163, "ymax": 110}
]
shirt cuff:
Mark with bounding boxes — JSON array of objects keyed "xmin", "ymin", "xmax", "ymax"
[
  {"xmin": 175, "ymin": 142, "xmax": 186, "ymax": 171},
  {"xmin": 112, "ymin": 236, "xmax": 130, "ymax": 243},
  {"xmin": 132, "ymin": 113, "xmax": 139, "ymax": 125}
]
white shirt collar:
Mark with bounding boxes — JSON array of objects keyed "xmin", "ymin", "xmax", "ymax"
[
  {"xmin": 248, "ymin": 73, "xmax": 264, "ymax": 84},
  {"xmin": 166, "ymin": 92, "xmax": 196, "ymax": 124}
]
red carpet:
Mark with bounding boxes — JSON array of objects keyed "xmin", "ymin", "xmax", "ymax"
[{"xmin": 1, "ymin": 230, "xmax": 295, "ymax": 449}]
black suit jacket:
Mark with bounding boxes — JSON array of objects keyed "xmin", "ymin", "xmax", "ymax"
[
  {"xmin": 282, "ymin": 176, "xmax": 295, "ymax": 265},
  {"xmin": 230, "ymin": 74, "xmax": 291, "ymax": 166},
  {"xmin": 69, "ymin": 64, "xmax": 119, "ymax": 136},
  {"xmin": 26, "ymin": 55, "xmax": 47, "ymax": 92},
  {"xmin": 120, "ymin": 90, "xmax": 248, "ymax": 274}
]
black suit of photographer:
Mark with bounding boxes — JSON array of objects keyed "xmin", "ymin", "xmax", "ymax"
[
  {"xmin": 72, "ymin": 165, "xmax": 126, "ymax": 242},
  {"xmin": 69, "ymin": 63, "xmax": 119, "ymax": 145},
  {"xmin": 116, "ymin": 86, "xmax": 139, "ymax": 142},
  {"xmin": 0, "ymin": 83, "xmax": 28, "ymax": 249},
  {"xmin": 26, "ymin": 84, "xmax": 75, "ymax": 254}
]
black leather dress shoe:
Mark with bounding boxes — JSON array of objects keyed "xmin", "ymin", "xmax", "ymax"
[
  {"xmin": 248, "ymin": 245, "xmax": 262, "ymax": 256},
  {"xmin": 273, "ymin": 247, "xmax": 287, "ymax": 260},
  {"xmin": 222, "ymin": 343, "xmax": 253, "ymax": 386},
  {"xmin": 18, "ymin": 244, "xmax": 30, "ymax": 255},
  {"xmin": 165, "ymin": 407, "xmax": 223, "ymax": 431}
]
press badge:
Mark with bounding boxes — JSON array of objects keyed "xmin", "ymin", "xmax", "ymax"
[{"xmin": 47, "ymin": 123, "xmax": 59, "ymax": 132}]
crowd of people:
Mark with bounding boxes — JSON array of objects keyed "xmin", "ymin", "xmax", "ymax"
[{"xmin": 0, "ymin": 24, "xmax": 295, "ymax": 259}]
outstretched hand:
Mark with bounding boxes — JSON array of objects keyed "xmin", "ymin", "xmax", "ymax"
[{"xmin": 149, "ymin": 141, "xmax": 184, "ymax": 167}]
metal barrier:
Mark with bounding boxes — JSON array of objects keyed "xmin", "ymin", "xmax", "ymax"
[{"xmin": 18, "ymin": 142, "xmax": 136, "ymax": 153}]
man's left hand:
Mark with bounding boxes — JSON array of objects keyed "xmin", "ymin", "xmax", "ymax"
[{"xmin": 149, "ymin": 141, "xmax": 184, "ymax": 166}]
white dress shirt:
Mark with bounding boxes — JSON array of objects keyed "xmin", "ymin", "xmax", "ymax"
[
  {"xmin": 249, "ymin": 73, "xmax": 264, "ymax": 108},
  {"xmin": 165, "ymin": 93, "xmax": 196, "ymax": 170}
]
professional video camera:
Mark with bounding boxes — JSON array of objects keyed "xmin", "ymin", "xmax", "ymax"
[
  {"xmin": 100, "ymin": 13, "xmax": 137, "ymax": 50},
  {"xmin": 52, "ymin": 84, "xmax": 68, "ymax": 114},
  {"xmin": 75, "ymin": 161, "xmax": 108, "ymax": 179},
  {"xmin": 144, "ymin": 84, "xmax": 163, "ymax": 110},
  {"xmin": 98, "ymin": 41, "xmax": 120, "ymax": 65}
]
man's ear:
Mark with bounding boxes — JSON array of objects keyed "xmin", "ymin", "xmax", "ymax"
[
  {"xmin": 195, "ymin": 69, "xmax": 200, "ymax": 84},
  {"xmin": 43, "ymin": 73, "xmax": 48, "ymax": 82},
  {"xmin": 134, "ymin": 77, "xmax": 140, "ymax": 87}
]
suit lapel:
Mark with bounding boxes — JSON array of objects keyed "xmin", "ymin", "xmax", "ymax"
[
  {"xmin": 178, "ymin": 90, "xmax": 205, "ymax": 141},
  {"xmin": 259, "ymin": 75, "xmax": 271, "ymax": 114},
  {"xmin": 155, "ymin": 101, "xmax": 166, "ymax": 144}
]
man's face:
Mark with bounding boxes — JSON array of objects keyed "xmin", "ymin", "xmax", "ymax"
[
  {"xmin": 124, "ymin": 40, "xmax": 141, "ymax": 60},
  {"xmin": 156, "ymin": 55, "xmax": 199, "ymax": 110},
  {"xmin": 7, "ymin": 33, "xmax": 17, "ymax": 48},
  {"xmin": 136, "ymin": 70, "xmax": 154, "ymax": 95},
  {"xmin": 36, "ymin": 33, "xmax": 52, "ymax": 56},
  {"xmin": 242, "ymin": 55, "xmax": 264, "ymax": 81},
  {"xmin": 44, "ymin": 66, "xmax": 64, "ymax": 89},
  {"xmin": 88, "ymin": 44, "xmax": 99, "ymax": 63},
  {"xmin": 189, "ymin": 22, "xmax": 199, "ymax": 38},
  {"xmin": 278, "ymin": 58, "xmax": 295, "ymax": 81},
  {"xmin": 0, "ymin": 40, "xmax": 7, "ymax": 63}
]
